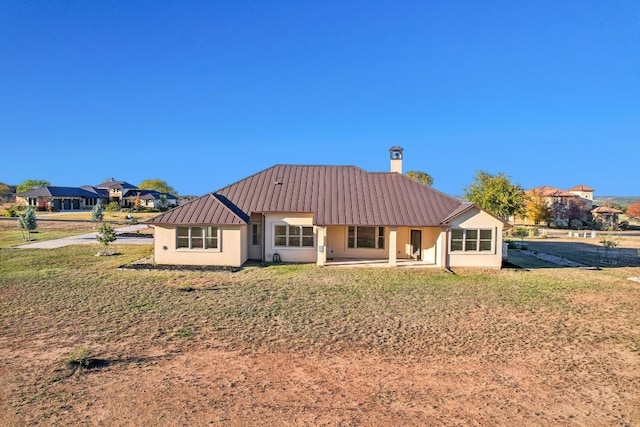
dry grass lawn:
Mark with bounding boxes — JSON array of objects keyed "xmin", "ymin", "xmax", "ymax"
[{"xmin": 0, "ymin": 222, "xmax": 639, "ymax": 426}]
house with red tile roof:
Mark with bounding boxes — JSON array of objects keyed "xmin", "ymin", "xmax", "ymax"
[
  {"xmin": 147, "ymin": 147, "xmax": 509, "ymax": 268},
  {"xmin": 525, "ymin": 184, "xmax": 594, "ymax": 227}
]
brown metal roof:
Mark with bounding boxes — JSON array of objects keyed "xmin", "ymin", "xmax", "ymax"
[
  {"xmin": 148, "ymin": 165, "xmax": 464, "ymax": 226},
  {"xmin": 148, "ymin": 194, "xmax": 247, "ymax": 225}
]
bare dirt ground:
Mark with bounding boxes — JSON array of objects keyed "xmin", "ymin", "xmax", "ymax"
[{"xmin": 1, "ymin": 223, "xmax": 639, "ymax": 426}]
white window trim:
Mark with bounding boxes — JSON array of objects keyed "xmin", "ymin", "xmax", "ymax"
[
  {"xmin": 176, "ymin": 226, "xmax": 221, "ymax": 252},
  {"xmin": 272, "ymin": 224, "xmax": 315, "ymax": 248},
  {"xmin": 450, "ymin": 228, "xmax": 494, "ymax": 253},
  {"xmin": 347, "ymin": 226, "xmax": 385, "ymax": 250}
]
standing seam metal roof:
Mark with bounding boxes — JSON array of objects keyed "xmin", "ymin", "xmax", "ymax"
[{"xmin": 148, "ymin": 165, "xmax": 464, "ymax": 226}]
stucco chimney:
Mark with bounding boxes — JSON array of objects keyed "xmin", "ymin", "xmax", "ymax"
[{"xmin": 389, "ymin": 146, "xmax": 404, "ymax": 173}]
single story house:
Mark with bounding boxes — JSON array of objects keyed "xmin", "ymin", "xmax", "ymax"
[
  {"xmin": 16, "ymin": 179, "xmax": 179, "ymax": 211},
  {"xmin": 147, "ymin": 147, "xmax": 509, "ymax": 269},
  {"xmin": 16, "ymin": 186, "xmax": 107, "ymax": 211},
  {"xmin": 591, "ymin": 206, "xmax": 623, "ymax": 228},
  {"xmin": 122, "ymin": 190, "xmax": 178, "ymax": 209}
]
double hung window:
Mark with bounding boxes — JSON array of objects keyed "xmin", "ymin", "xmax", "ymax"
[
  {"xmin": 176, "ymin": 226, "xmax": 219, "ymax": 249},
  {"xmin": 451, "ymin": 228, "xmax": 493, "ymax": 252},
  {"xmin": 274, "ymin": 225, "xmax": 314, "ymax": 247}
]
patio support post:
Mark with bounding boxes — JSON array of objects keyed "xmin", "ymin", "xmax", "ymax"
[
  {"xmin": 316, "ymin": 226, "xmax": 327, "ymax": 266},
  {"xmin": 388, "ymin": 227, "xmax": 398, "ymax": 267}
]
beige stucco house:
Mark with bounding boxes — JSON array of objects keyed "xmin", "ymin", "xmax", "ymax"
[{"xmin": 148, "ymin": 147, "xmax": 509, "ymax": 269}]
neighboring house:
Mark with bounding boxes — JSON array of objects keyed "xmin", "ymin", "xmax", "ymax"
[
  {"xmin": 524, "ymin": 185, "xmax": 594, "ymax": 227},
  {"xmin": 95, "ymin": 179, "xmax": 139, "ymax": 204},
  {"xmin": 16, "ymin": 186, "xmax": 105, "ymax": 211},
  {"xmin": 16, "ymin": 179, "xmax": 178, "ymax": 211},
  {"xmin": 147, "ymin": 147, "xmax": 509, "ymax": 269},
  {"xmin": 122, "ymin": 190, "xmax": 178, "ymax": 209}
]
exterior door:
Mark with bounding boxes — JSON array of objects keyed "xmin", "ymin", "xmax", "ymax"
[{"xmin": 410, "ymin": 230, "xmax": 422, "ymax": 260}]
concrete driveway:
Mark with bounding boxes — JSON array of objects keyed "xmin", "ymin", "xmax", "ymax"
[{"xmin": 15, "ymin": 224, "xmax": 152, "ymax": 249}]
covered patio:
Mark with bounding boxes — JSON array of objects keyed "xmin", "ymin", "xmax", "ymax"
[{"xmin": 323, "ymin": 258, "xmax": 441, "ymax": 268}]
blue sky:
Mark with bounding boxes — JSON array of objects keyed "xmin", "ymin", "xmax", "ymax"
[{"xmin": 1, "ymin": 1, "xmax": 638, "ymax": 197}]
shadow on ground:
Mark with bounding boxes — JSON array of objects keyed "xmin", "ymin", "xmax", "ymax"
[{"xmin": 507, "ymin": 240, "xmax": 640, "ymax": 269}]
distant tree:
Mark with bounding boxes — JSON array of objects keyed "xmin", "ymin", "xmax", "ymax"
[
  {"xmin": 91, "ymin": 204, "xmax": 104, "ymax": 223},
  {"xmin": 133, "ymin": 192, "xmax": 142, "ymax": 211},
  {"xmin": 16, "ymin": 179, "xmax": 50, "ymax": 194},
  {"xmin": 0, "ymin": 182, "xmax": 11, "ymax": 196},
  {"xmin": 96, "ymin": 222, "xmax": 117, "ymax": 255},
  {"xmin": 627, "ymin": 202, "xmax": 640, "ymax": 220},
  {"xmin": 405, "ymin": 171, "xmax": 434, "ymax": 186},
  {"xmin": 139, "ymin": 179, "xmax": 177, "ymax": 195},
  {"xmin": 567, "ymin": 198, "xmax": 589, "ymax": 226},
  {"xmin": 18, "ymin": 206, "xmax": 37, "ymax": 241},
  {"xmin": 525, "ymin": 190, "xmax": 551, "ymax": 225},
  {"xmin": 159, "ymin": 194, "xmax": 169, "ymax": 210},
  {"xmin": 463, "ymin": 171, "xmax": 525, "ymax": 220}
]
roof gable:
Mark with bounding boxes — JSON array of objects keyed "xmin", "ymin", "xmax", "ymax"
[
  {"xmin": 96, "ymin": 180, "xmax": 138, "ymax": 190},
  {"xmin": 147, "ymin": 194, "xmax": 248, "ymax": 225}
]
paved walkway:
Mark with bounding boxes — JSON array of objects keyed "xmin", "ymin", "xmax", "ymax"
[{"xmin": 15, "ymin": 224, "xmax": 152, "ymax": 249}]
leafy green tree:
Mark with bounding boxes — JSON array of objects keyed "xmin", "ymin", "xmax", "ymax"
[
  {"xmin": 96, "ymin": 222, "xmax": 117, "ymax": 255},
  {"xmin": 91, "ymin": 204, "xmax": 104, "ymax": 222},
  {"xmin": 463, "ymin": 171, "xmax": 525, "ymax": 220},
  {"xmin": 16, "ymin": 179, "xmax": 50, "ymax": 194},
  {"xmin": 18, "ymin": 206, "xmax": 37, "ymax": 240},
  {"xmin": 139, "ymin": 179, "xmax": 177, "ymax": 195},
  {"xmin": 405, "ymin": 171, "xmax": 434, "ymax": 186}
]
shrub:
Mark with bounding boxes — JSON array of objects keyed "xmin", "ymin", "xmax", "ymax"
[
  {"xmin": 91, "ymin": 204, "xmax": 104, "ymax": 222},
  {"xmin": 569, "ymin": 219, "xmax": 583, "ymax": 230},
  {"xmin": 4, "ymin": 207, "xmax": 17, "ymax": 217},
  {"xmin": 509, "ymin": 227, "xmax": 532, "ymax": 240},
  {"xmin": 104, "ymin": 202, "xmax": 121, "ymax": 213},
  {"xmin": 67, "ymin": 346, "xmax": 91, "ymax": 370}
]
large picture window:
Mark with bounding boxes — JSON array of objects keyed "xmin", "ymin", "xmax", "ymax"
[
  {"xmin": 176, "ymin": 226, "xmax": 219, "ymax": 250},
  {"xmin": 347, "ymin": 226, "xmax": 385, "ymax": 249},
  {"xmin": 451, "ymin": 228, "xmax": 493, "ymax": 252},
  {"xmin": 273, "ymin": 224, "xmax": 314, "ymax": 247}
]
